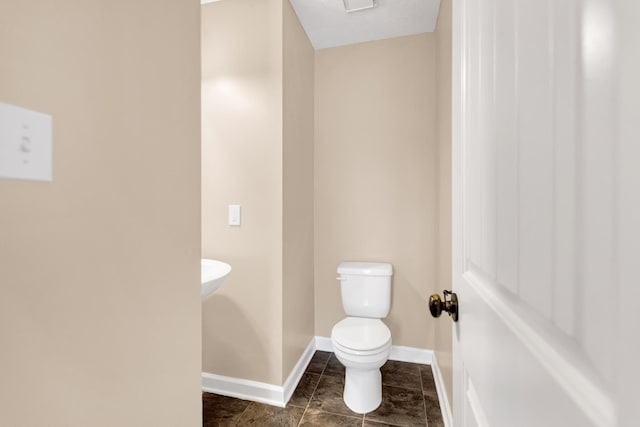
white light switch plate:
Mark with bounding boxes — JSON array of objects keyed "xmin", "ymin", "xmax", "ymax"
[
  {"xmin": 228, "ymin": 204, "xmax": 241, "ymax": 226},
  {"xmin": 0, "ymin": 102, "xmax": 52, "ymax": 182}
]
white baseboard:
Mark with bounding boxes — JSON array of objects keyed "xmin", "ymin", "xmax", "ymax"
[
  {"xmin": 389, "ymin": 345, "xmax": 433, "ymax": 364},
  {"xmin": 431, "ymin": 352, "xmax": 453, "ymax": 427},
  {"xmin": 201, "ymin": 371, "xmax": 286, "ymax": 407},
  {"xmin": 282, "ymin": 339, "xmax": 316, "ymax": 404},
  {"xmin": 314, "ymin": 335, "xmax": 332, "ymax": 351},
  {"xmin": 203, "ymin": 334, "xmax": 450, "ymax": 422},
  {"xmin": 201, "ymin": 338, "xmax": 316, "ymax": 408}
]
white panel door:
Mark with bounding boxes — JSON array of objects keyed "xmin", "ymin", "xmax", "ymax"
[{"xmin": 452, "ymin": 0, "xmax": 640, "ymax": 426}]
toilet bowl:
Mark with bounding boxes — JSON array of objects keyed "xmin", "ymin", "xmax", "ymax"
[
  {"xmin": 331, "ymin": 261, "xmax": 393, "ymax": 414},
  {"xmin": 331, "ymin": 317, "xmax": 392, "ymax": 413}
]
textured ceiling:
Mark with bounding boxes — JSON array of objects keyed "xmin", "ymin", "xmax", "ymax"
[{"xmin": 289, "ymin": 0, "xmax": 442, "ymax": 50}]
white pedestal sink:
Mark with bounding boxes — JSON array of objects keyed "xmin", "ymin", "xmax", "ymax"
[{"xmin": 201, "ymin": 259, "xmax": 231, "ymax": 301}]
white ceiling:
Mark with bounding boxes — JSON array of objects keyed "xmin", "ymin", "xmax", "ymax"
[{"xmin": 288, "ymin": 0, "xmax": 442, "ymax": 50}]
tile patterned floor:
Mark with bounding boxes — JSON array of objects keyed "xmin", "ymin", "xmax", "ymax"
[{"xmin": 203, "ymin": 351, "xmax": 445, "ymax": 427}]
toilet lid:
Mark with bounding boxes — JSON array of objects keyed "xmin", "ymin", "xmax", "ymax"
[{"xmin": 331, "ymin": 317, "xmax": 391, "ymax": 352}]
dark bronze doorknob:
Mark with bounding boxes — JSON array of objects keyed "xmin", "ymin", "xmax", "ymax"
[{"xmin": 429, "ymin": 290, "xmax": 459, "ymax": 322}]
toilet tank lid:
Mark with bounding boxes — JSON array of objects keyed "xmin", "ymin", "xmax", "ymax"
[{"xmin": 337, "ymin": 262, "xmax": 393, "ymax": 276}]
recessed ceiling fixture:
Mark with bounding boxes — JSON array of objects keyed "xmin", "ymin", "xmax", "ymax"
[{"xmin": 343, "ymin": 0, "xmax": 378, "ymax": 13}]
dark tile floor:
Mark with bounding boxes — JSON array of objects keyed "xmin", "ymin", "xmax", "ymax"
[{"xmin": 203, "ymin": 351, "xmax": 445, "ymax": 427}]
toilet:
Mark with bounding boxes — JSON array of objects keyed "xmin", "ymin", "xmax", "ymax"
[{"xmin": 331, "ymin": 261, "xmax": 393, "ymax": 414}]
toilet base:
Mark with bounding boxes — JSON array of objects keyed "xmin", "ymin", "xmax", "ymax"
[{"xmin": 343, "ymin": 367, "xmax": 382, "ymax": 414}]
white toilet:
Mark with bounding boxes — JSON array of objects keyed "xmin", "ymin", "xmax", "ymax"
[{"xmin": 331, "ymin": 261, "xmax": 393, "ymax": 414}]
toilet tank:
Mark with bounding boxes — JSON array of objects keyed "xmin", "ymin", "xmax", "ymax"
[{"xmin": 337, "ymin": 262, "xmax": 393, "ymax": 318}]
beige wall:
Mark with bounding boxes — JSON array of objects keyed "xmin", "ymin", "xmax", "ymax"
[
  {"xmin": 202, "ymin": 0, "xmax": 284, "ymax": 385},
  {"xmin": 201, "ymin": 0, "xmax": 314, "ymax": 386},
  {"xmin": 0, "ymin": 2, "xmax": 201, "ymax": 426},
  {"xmin": 314, "ymin": 34, "xmax": 439, "ymax": 349},
  {"xmin": 434, "ymin": 0, "xmax": 454, "ymax": 407},
  {"xmin": 283, "ymin": 0, "xmax": 315, "ymax": 378}
]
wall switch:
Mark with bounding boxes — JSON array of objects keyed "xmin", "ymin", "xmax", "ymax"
[
  {"xmin": 0, "ymin": 102, "xmax": 52, "ymax": 182},
  {"xmin": 228, "ymin": 204, "xmax": 241, "ymax": 226}
]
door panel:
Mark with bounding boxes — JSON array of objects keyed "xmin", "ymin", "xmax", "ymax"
[
  {"xmin": 617, "ymin": 3, "xmax": 640, "ymax": 425},
  {"xmin": 464, "ymin": 375, "xmax": 489, "ymax": 427},
  {"xmin": 451, "ymin": 0, "xmax": 632, "ymax": 425}
]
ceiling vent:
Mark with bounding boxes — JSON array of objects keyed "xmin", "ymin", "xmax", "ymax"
[{"xmin": 343, "ymin": 0, "xmax": 378, "ymax": 13}]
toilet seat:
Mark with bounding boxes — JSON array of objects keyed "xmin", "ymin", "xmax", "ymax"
[{"xmin": 331, "ymin": 317, "xmax": 391, "ymax": 356}]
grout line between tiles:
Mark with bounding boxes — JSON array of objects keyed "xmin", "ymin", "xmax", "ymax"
[
  {"xmin": 319, "ymin": 352, "xmax": 331, "ymax": 376},
  {"xmin": 308, "ymin": 356, "xmax": 364, "ymax": 424},
  {"xmin": 296, "ymin": 406, "xmax": 306, "ymax": 427},
  {"xmin": 232, "ymin": 401, "xmax": 252, "ymax": 427},
  {"xmin": 380, "ymin": 382, "xmax": 424, "ymax": 392},
  {"xmin": 306, "ymin": 405, "xmax": 363, "ymax": 421},
  {"xmin": 419, "ymin": 367, "xmax": 429, "ymax": 427},
  {"xmin": 296, "ymin": 357, "xmax": 326, "ymax": 427}
]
